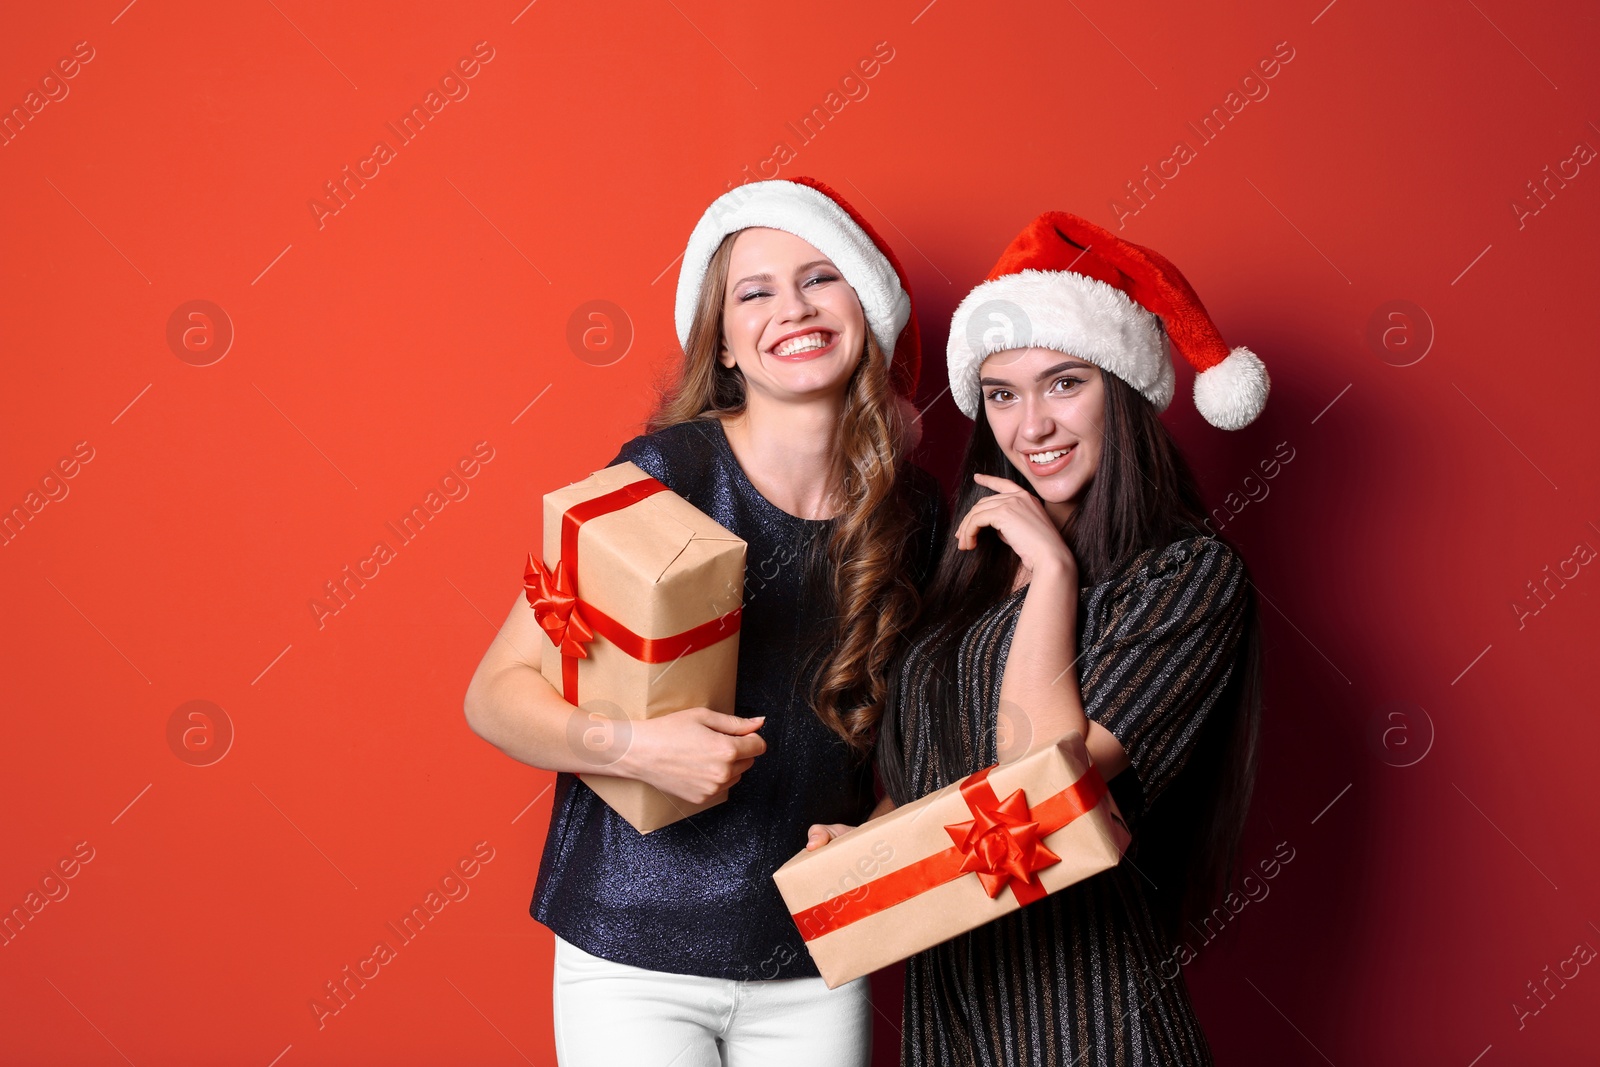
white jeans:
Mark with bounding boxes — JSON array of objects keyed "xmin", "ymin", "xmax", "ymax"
[{"xmin": 551, "ymin": 934, "xmax": 873, "ymax": 1067}]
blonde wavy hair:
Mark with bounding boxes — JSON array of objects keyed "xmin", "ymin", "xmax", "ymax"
[{"xmin": 648, "ymin": 232, "xmax": 923, "ymax": 758}]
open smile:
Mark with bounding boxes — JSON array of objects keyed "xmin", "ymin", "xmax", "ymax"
[
  {"xmin": 768, "ymin": 329, "xmax": 838, "ymax": 360},
  {"xmin": 1021, "ymin": 444, "xmax": 1075, "ymax": 475}
]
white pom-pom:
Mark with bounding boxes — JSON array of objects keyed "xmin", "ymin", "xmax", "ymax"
[{"xmin": 1193, "ymin": 347, "xmax": 1269, "ymax": 430}]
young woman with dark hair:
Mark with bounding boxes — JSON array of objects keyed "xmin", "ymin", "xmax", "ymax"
[
  {"xmin": 465, "ymin": 178, "xmax": 944, "ymax": 1066},
  {"xmin": 806, "ymin": 211, "xmax": 1272, "ymax": 1066}
]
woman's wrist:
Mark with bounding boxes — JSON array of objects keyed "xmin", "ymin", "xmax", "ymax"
[
  {"xmin": 595, "ymin": 712, "xmax": 646, "ymax": 781},
  {"xmin": 1025, "ymin": 554, "xmax": 1079, "ymax": 597}
]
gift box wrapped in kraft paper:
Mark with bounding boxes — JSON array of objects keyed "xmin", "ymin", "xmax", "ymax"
[
  {"xmin": 524, "ymin": 461, "xmax": 746, "ymax": 834},
  {"xmin": 773, "ymin": 732, "xmax": 1132, "ymax": 987}
]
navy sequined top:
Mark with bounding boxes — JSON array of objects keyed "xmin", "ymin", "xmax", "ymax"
[{"xmin": 530, "ymin": 416, "xmax": 946, "ymax": 980}]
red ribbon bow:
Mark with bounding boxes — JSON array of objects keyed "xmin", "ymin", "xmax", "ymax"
[
  {"xmin": 524, "ymin": 555, "xmax": 596, "ymax": 658},
  {"xmin": 944, "ymin": 774, "xmax": 1062, "ymax": 903}
]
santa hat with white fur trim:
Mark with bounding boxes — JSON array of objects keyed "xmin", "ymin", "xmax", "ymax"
[
  {"xmin": 946, "ymin": 211, "xmax": 1269, "ymax": 429},
  {"xmin": 675, "ymin": 177, "xmax": 922, "ymax": 400}
]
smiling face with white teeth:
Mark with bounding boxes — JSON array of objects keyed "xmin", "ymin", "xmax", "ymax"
[
  {"xmin": 979, "ymin": 347, "xmax": 1106, "ymax": 525},
  {"xmin": 718, "ymin": 227, "xmax": 867, "ymax": 404}
]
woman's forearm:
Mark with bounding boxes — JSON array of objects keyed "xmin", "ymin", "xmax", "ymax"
[
  {"xmin": 464, "ymin": 657, "xmax": 635, "ymax": 775},
  {"xmin": 466, "ymin": 591, "xmax": 773, "ymax": 807},
  {"xmin": 997, "ymin": 564, "xmax": 1132, "ymax": 778},
  {"xmin": 462, "ymin": 596, "xmax": 634, "ymax": 776},
  {"xmin": 996, "ymin": 562, "xmax": 1091, "ymax": 763}
]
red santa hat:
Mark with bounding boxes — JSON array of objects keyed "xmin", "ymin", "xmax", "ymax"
[
  {"xmin": 675, "ymin": 177, "xmax": 922, "ymax": 400},
  {"xmin": 946, "ymin": 211, "xmax": 1269, "ymax": 429}
]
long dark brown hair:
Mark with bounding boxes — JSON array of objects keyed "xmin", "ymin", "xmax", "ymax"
[
  {"xmin": 874, "ymin": 366, "xmax": 1264, "ymax": 940},
  {"xmin": 648, "ymin": 231, "xmax": 923, "ymax": 759}
]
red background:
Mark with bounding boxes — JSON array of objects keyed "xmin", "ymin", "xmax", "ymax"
[{"xmin": 3, "ymin": 1, "xmax": 1597, "ymax": 1064}]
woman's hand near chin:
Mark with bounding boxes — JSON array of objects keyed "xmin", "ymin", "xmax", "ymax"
[{"xmin": 956, "ymin": 472, "xmax": 1079, "ymax": 584}]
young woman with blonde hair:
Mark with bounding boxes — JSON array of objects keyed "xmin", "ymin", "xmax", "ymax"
[{"xmin": 466, "ymin": 177, "xmax": 944, "ymax": 1066}]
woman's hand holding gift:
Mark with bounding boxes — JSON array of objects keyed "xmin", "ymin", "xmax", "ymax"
[
  {"xmin": 804, "ymin": 823, "xmax": 855, "ymax": 850},
  {"xmin": 617, "ymin": 709, "xmax": 767, "ymax": 805},
  {"xmin": 804, "ymin": 791, "xmax": 897, "ymax": 851}
]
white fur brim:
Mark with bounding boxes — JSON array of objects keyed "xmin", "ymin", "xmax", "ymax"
[
  {"xmin": 673, "ymin": 180, "xmax": 910, "ymax": 362},
  {"xmin": 1194, "ymin": 347, "xmax": 1269, "ymax": 429},
  {"xmin": 946, "ymin": 269, "xmax": 1171, "ymax": 419}
]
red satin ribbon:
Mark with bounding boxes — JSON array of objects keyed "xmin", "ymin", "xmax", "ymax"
[
  {"xmin": 945, "ymin": 767, "xmax": 1064, "ymax": 904},
  {"xmin": 790, "ymin": 764, "xmax": 1110, "ymax": 941},
  {"xmin": 524, "ymin": 475, "xmax": 743, "ymax": 703},
  {"xmin": 525, "ymin": 557, "xmax": 595, "ymax": 658}
]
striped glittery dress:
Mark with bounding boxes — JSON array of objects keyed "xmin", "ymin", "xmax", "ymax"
[{"xmin": 882, "ymin": 533, "xmax": 1250, "ymax": 1067}]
